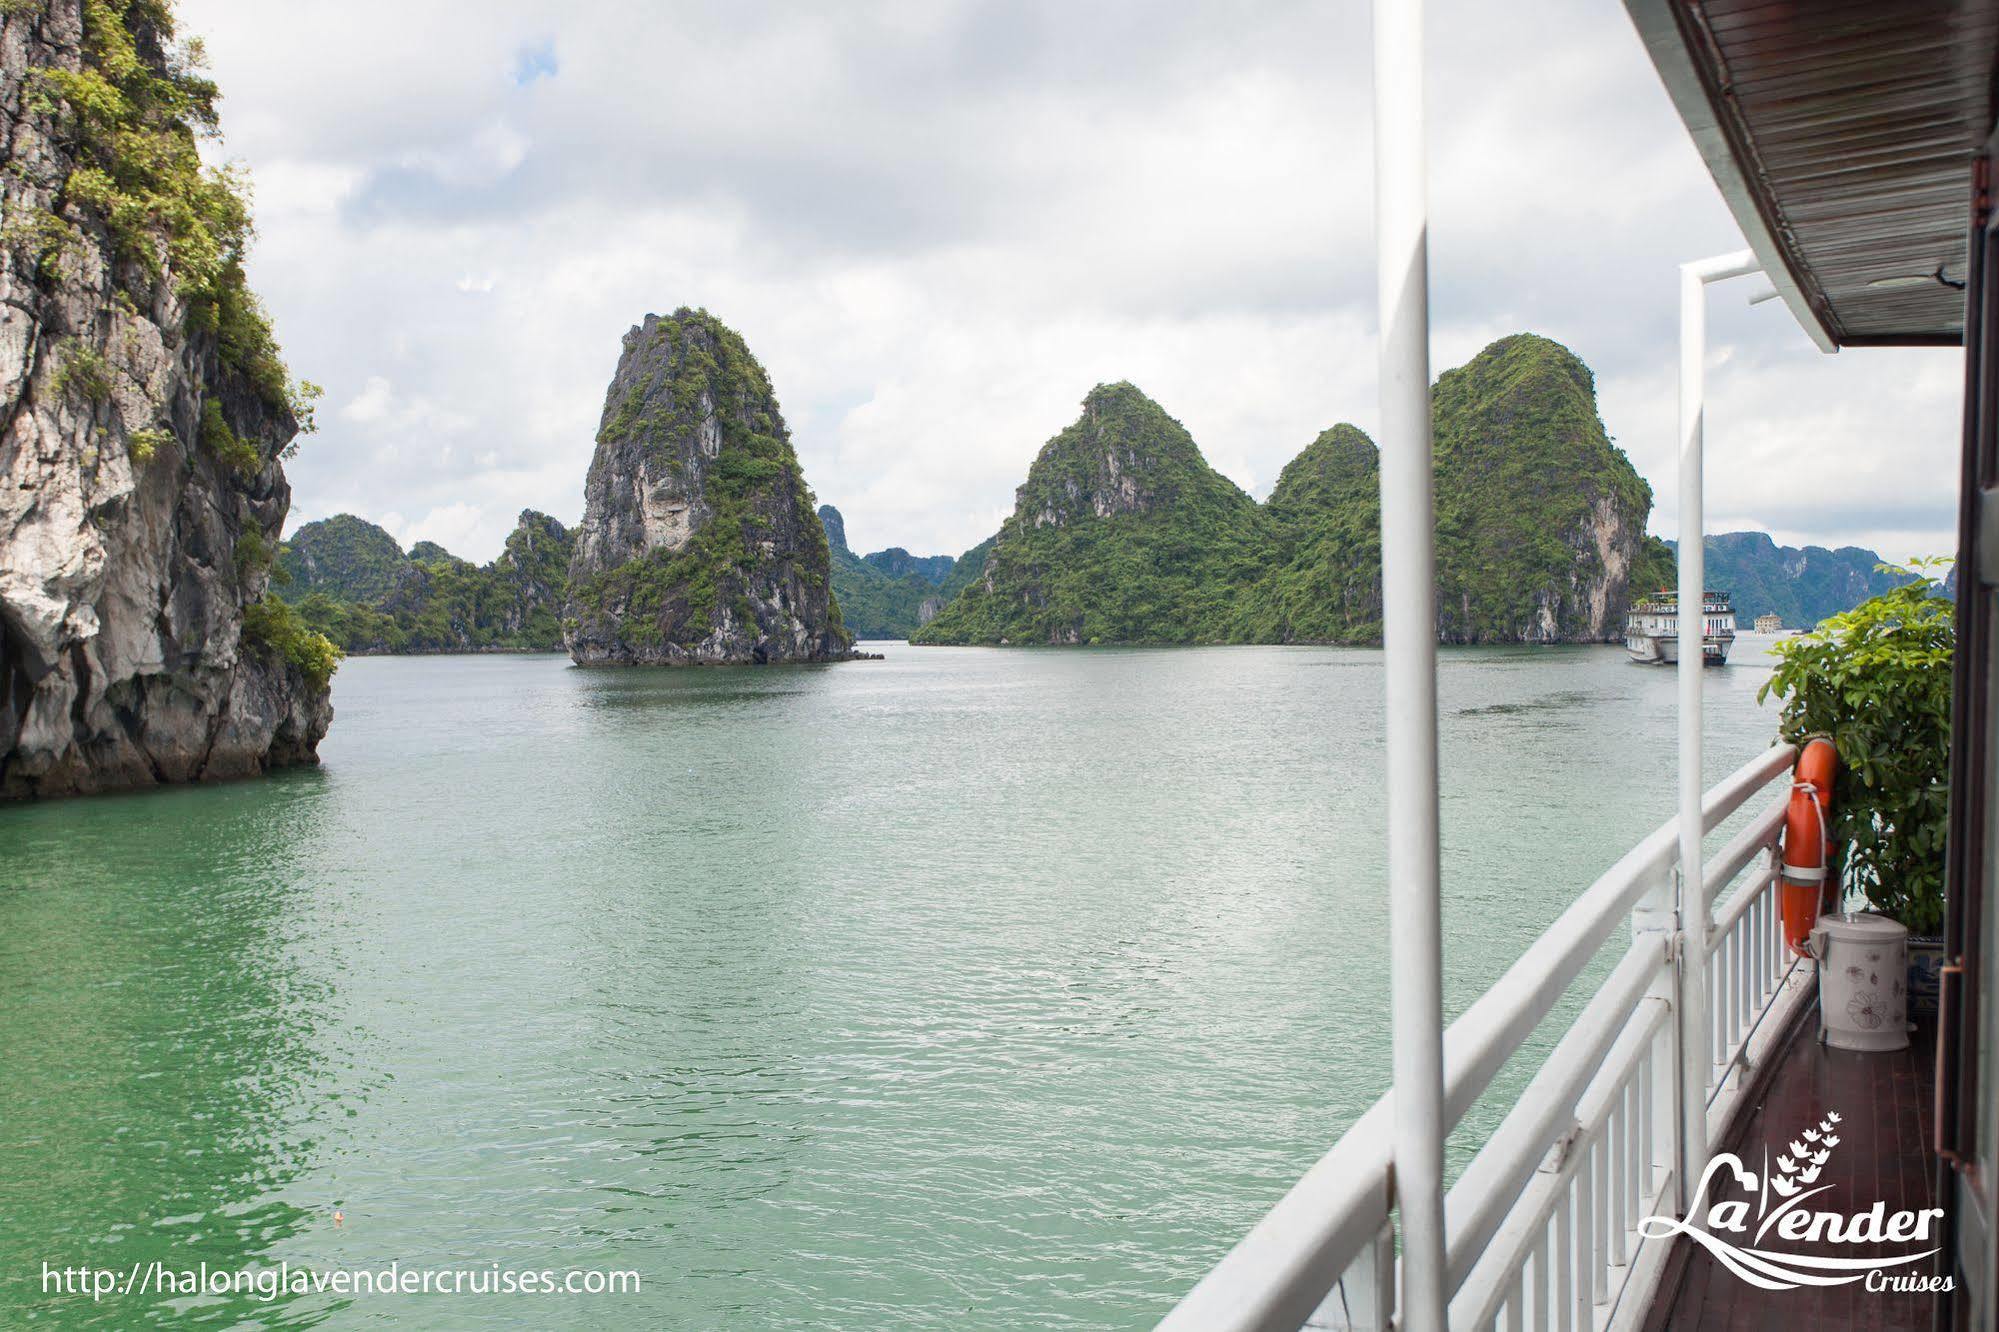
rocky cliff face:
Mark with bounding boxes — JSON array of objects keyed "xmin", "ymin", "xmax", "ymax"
[
  {"xmin": 563, "ymin": 310, "xmax": 853, "ymax": 664},
  {"xmin": 816, "ymin": 503, "xmax": 847, "ymax": 556},
  {"xmin": 0, "ymin": 1, "xmax": 332, "ymax": 799},
  {"xmin": 1431, "ymin": 334, "xmax": 1650, "ymax": 644}
]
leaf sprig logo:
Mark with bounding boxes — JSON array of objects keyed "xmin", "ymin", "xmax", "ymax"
[{"xmin": 1636, "ymin": 1111, "xmax": 1952, "ymax": 1293}]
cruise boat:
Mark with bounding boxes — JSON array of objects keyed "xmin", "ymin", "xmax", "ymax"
[
  {"xmin": 1158, "ymin": 2, "xmax": 1999, "ymax": 1330},
  {"xmin": 1623, "ymin": 590, "xmax": 1735, "ymax": 665}
]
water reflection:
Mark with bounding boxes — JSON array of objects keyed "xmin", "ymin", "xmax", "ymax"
[{"xmin": 0, "ymin": 777, "xmax": 345, "ymax": 1326}]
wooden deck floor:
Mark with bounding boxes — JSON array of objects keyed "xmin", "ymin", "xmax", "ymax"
[{"xmin": 1644, "ymin": 1007, "xmax": 1940, "ymax": 1331}]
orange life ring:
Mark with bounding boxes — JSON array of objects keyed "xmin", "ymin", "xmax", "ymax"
[{"xmin": 1780, "ymin": 736, "xmax": 1838, "ymax": 956}]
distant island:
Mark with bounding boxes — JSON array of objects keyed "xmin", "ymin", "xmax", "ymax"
[
  {"xmin": 820, "ymin": 504, "xmax": 989, "ymax": 640},
  {"xmin": 1660, "ymin": 531, "xmax": 1912, "ymax": 629},
  {"xmin": 916, "ymin": 334, "xmax": 1673, "ymax": 646},
  {"xmin": 279, "ymin": 510, "xmax": 573, "ymax": 654},
  {"xmin": 274, "ymin": 326, "xmax": 1919, "ymax": 657}
]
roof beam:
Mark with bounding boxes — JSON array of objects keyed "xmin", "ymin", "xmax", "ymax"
[{"xmin": 1623, "ymin": 0, "xmax": 1841, "ymax": 352}]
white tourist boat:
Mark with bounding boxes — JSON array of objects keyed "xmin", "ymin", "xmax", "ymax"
[{"xmin": 1624, "ymin": 589, "xmax": 1734, "ymax": 665}]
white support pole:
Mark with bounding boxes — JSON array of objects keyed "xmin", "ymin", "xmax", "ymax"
[
  {"xmin": 1374, "ymin": 2, "xmax": 1445, "ymax": 1327},
  {"xmin": 1673, "ymin": 249, "xmax": 1756, "ymax": 1212}
]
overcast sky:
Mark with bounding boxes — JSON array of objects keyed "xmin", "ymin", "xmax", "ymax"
[{"xmin": 178, "ymin": 0, "xmax": 1964, "ymax": 566}]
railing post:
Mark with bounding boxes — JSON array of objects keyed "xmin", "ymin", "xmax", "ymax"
[
  {"xmin": 1633, "ymin": 873, "xmax": 1678, "ymax": 1214},
  {"xmin": 1313, "ymin": 1220, "xmax": 1397, "ymax": 1331},
  {"xmin": 1374, "ymin": 0, "xmax": 1446, "ymax": 1326}
]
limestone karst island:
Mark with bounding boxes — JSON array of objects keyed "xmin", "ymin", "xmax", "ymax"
[{"xmin": 1, "ymin": 2, "xmax": 1984, "ymax": 1331}]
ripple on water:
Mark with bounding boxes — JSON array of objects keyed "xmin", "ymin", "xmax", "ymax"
[{"xmin": 0, "ymin": 643, "xmax": 1783, "ymax": 1328}]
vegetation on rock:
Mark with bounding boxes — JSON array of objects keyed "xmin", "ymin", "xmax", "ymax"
[
  {"xmin": 914, "ymin": 383, "xmax": 1270, "ymax": 645},
  {"xmin": 1427, "ymin": 334, "xmax": 1650, "ymax": 643},
  {"xmin": 863, "ymin": 548, "xmax": 954, "ymax": 584},
  {"xmin": 278, "ymin": 512, "xmax": 408, "ymax": 604},
  {"xmin": 1629, "ymin": 536, "xmax": 1677, "ymax": 602},
  {"xmin": 936, "ymin": 535, "xmax": 996, "ymax": 602},
  {"xmin": 1230, "ymin": 424, "xmax": 1382, "ymax": 644},
  {"xmin": 33, "ymin": 0, "xmax": 317, "ymax": 419},
  {"xmin": 242, "ymin": 593, "xmax": 339, "ymax": 690}
]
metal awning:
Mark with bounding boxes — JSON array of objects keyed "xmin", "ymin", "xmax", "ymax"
[{"xmin": 1625, "ymin": 0, "xmax": 1999, "ymax": 350}]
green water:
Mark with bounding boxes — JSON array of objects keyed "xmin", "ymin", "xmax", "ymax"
[{"xmin": 0, "ymin": 641, "xmax": 1785, "ymax": 1328}]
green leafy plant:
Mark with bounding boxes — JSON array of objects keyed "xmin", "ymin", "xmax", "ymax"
[
  {"xmin": 1, "ymin": 204, "xmax": 80, "ymax": 279},
  {"xmin": 52, "ymin": 337, "xmax": 111, "ymax": 404},
  {"xmin": 241, "ymin": 593, "xmax": 339, "ymax": 690},
  {"xmin": 1759, "ymin": 561, "xmax": 1955, "ymax": 933},
  {"xmin": 200, "ymin": 397, "xmax": 259, "ymax": 474},
  {"xmin": 31, "ymin": 1, "xmax": 316, "ymax": 428},
  {"xmin": 127, "ymin": 424, "xmax": 170, "ymax": 464},
  {"xmin": 233, "ymin": 525, "xmax": 274, "ymax": 579}
]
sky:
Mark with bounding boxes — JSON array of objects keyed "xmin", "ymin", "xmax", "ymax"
[{"xmin": 177, "ymin": 0, "xmax": 1965, "ymax": 566}]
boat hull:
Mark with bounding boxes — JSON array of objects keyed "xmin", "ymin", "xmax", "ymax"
[{"xmin": 1625, "ymin": 633, "xmax": 1731, "ymax": 665}]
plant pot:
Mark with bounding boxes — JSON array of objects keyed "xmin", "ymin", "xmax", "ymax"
[
  {"xmin": 1813, "ymin": 912, "xmax": 1909, "ymax": 1051},
  {"xmin": 1907, "ymin": 935, "xmax": 1946, "ymax": 1018}
]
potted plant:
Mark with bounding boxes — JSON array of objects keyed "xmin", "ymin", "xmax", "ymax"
[{"xmin": 1759, "ymin": 563, "xmax": 1954, "ymax": 1011}]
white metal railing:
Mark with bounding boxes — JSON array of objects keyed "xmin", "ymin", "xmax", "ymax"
[{"xmin": 1157, "ymin": 742, "xmax": 1811, "ymax": 1332}]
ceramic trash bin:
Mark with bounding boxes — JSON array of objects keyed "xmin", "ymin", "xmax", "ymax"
[{"xmin": 1811, "ymin": 911, "xmax": 1909, "ymax": 1052}]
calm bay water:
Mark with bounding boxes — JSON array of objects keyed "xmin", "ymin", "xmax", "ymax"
[{"xmin": 0, "ymin": 640, "xmax": 1786, "ymax": 1328}]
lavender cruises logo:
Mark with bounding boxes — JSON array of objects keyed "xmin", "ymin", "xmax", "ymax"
[{"xmin": 1637, "ymin": 1112, "xmax": 1952, "ymax": 1293}]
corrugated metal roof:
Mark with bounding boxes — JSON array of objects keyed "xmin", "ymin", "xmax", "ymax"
[{"xmin": 1625, "ymin": 0, "xmax": 1999, "ymax": 348}]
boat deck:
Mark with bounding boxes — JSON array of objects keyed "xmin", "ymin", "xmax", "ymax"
[{"xmin": 1643, "ymin": 1008, "xmax": 1941, "ymax": 1330}]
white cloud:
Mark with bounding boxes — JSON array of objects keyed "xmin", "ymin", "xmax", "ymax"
[
  {"xmin": 184, "ymin": 0, "xmax": 1963, "ymax": 565},
  {"xmin": 340, "ymin": 375, "xmax": 394, "ymax": 424},
  {"xmin": 396, "ymin": 503, "xmax": 487, "ymax": 556}
]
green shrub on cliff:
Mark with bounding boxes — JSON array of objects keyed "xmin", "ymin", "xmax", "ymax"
[
  {"xmin": 52, "ymin": 337, "xmax": 110, "ymax": 403},
  {"xmin": 1629, "ymin": 535, "xmax": 1676, "ymax": 600},
  {"xmin": 31, "ymin": 0, "xmax": 314, "ymax": 420},
  {"xmin": 242, "ymin": 594, "xmax": 339, "ymax": 690}
]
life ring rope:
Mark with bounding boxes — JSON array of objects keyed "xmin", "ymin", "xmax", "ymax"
[{"xmin": 1780, "ymin": 744, "xmax": 1837, "ymax": 959}]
